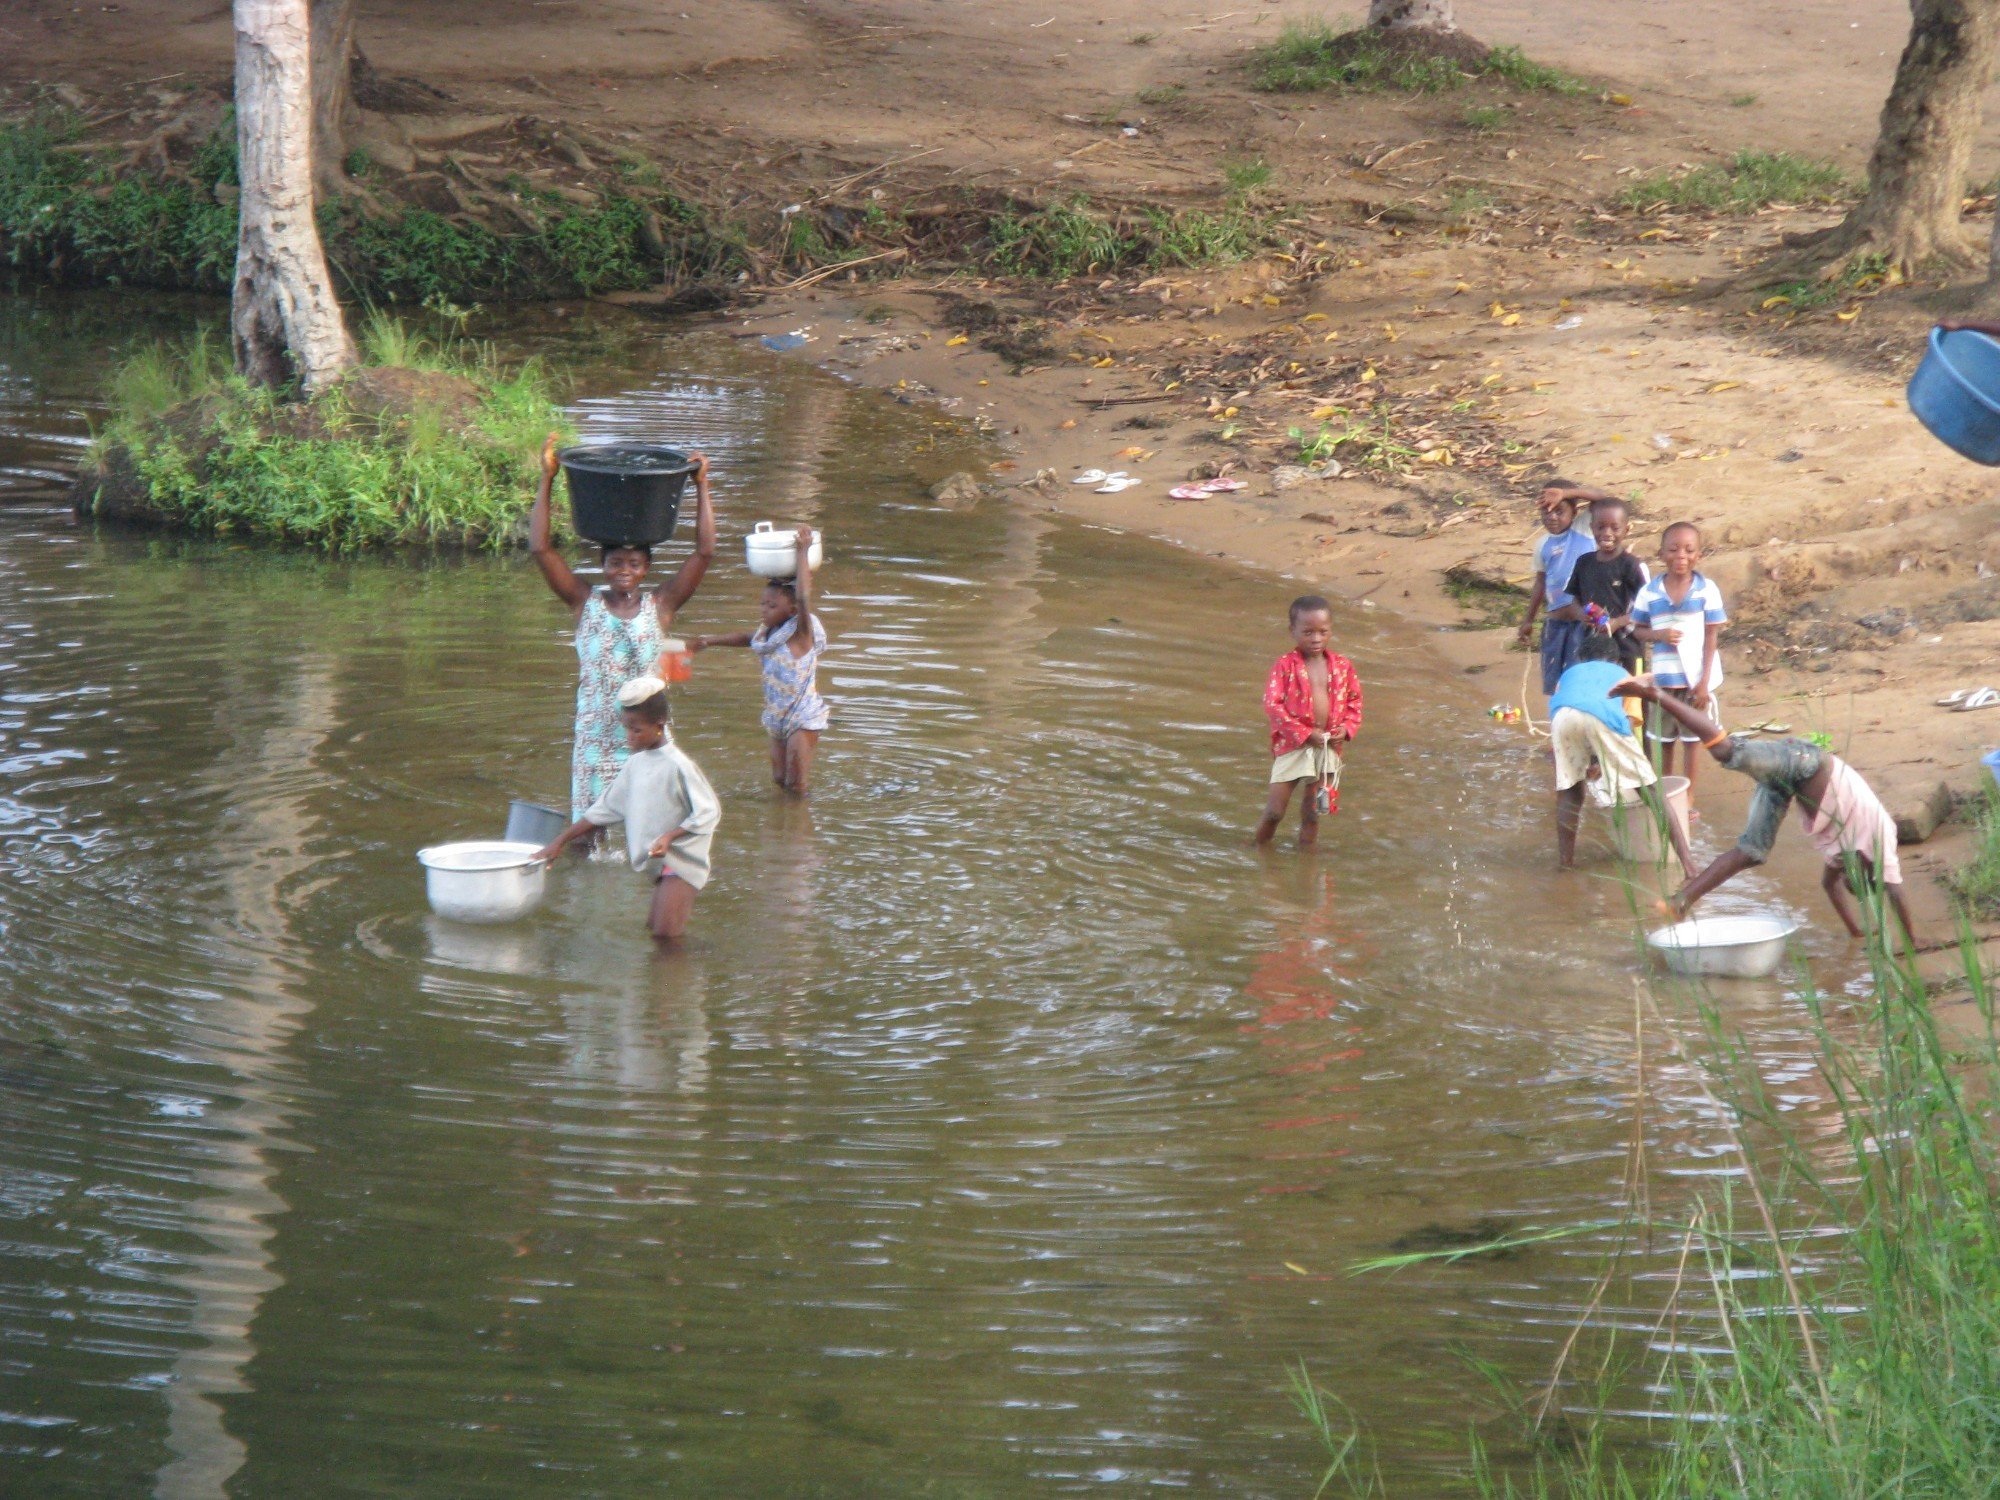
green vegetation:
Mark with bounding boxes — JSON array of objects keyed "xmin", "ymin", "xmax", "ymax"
[
  {"xmin": 1730, "ymin": 92, "xmax": 1760, "ymax": 108},
  {"xmin": 988, "ymin": 196, "xmax": 1268, "ymax": 278},
  {"xmin": 1443, "ymin": 183, "xmax": 1496, "ymax": 218},
  {"xmin": 1620, "ymin": 150, "xmax": 1852, "ymax": 213},
  {"xmin": 1293, "ymin": 891, "xmax": 2000, "ymax": 1500},
  {"xmin": 0, "ymin": 112, "xmax": 736, "ymax": 301},
  {"xmin": 1128, "ymin": 29, "xmax": 1160, "ymax": 45},
  {"xmin": 1948, "ymin": 787, "xmax": 2000, "ymax": 916},
  {"xmin": 1223, "ymin": 157, "xmax": 1274, "ymax": 197},
  {"xmin": 1757, "ymin": 252, "xmax": 1889, "ymax": 313},
  {"xmin": 1137, "ymin": 83, "xmax": 1186, "ymax": 106},
  {"xmin": 1462, "ymin": 104, "xmax": 1508, "ymax": 133},
  {"xmin": 82, "ymin": 318, "xmax": 571, "ymax": 549},
  {"xmin": 1250, "ymin": 20, "xmax": 1587, "ymax": 95}
]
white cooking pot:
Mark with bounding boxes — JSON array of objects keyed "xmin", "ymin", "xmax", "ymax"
[
  {"xmin": 745, "ymin": 521, "xmax": 825, "ymax": 578},
  {"xmin": 417, "ymin": 840, "xmax": 549, "ymax": 924}
]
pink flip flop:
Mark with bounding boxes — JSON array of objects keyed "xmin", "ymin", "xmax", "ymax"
[
  {"xmin": 1198, "ymin": 477, "xmax": 1247, "ymax": 493},
  {"xmin": 1168, "ymin": 484, "xmax": 1212, "ymax": 500}
]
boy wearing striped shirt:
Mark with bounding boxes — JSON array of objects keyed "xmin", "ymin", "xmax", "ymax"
[{"xmin": 1629, "ymin": 521, "xmax": 1727, "ymax": 809}]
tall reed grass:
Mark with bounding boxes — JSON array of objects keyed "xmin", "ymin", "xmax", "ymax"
[{"xmin": 1294, "ymin": 866, "xmax": 2000, "ymax": 1498}]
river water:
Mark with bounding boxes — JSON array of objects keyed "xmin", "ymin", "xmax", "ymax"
[{"xmin": 0, "ymin": 293, "xmax": 1870, "ymax": 1498}]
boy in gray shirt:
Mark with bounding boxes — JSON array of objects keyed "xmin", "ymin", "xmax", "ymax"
[{"xmin": 535, "ymin": 676, "xmax": 721, "ymax": 942}]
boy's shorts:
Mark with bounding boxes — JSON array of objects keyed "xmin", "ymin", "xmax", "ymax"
[
  {"xmin": 1550, "ymin": 708, "xmax": 1656, "ymax": 798},
  {"xmin": 1649, "ymin": 685, "xmax": 1720, "ymax": 743},
  {"xmin": 1538, "ymin": 618, "xmax": 1587, "ymax": 694},
  {"xmin": 1271, "ymin": 742, "xmax": 1342, "ymax": 785}
]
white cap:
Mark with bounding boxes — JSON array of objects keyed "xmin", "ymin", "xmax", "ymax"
[{"xmin": 616, "ymin": 675, "xmax": 667, "ymax": 707}]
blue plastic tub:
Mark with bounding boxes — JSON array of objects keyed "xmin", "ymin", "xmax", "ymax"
[
  {"xmin": 1908, "ymin": 326, "xmax": 2000, "ymax": 465},
  {"xmin": 1985, "ymin": 747, "xmax": 2000, "ymax": 794}
]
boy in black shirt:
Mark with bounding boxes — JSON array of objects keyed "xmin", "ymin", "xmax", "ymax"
[{"xmin": 1567, "ymin": 499, "xmax": 1648, "ymax": 669}]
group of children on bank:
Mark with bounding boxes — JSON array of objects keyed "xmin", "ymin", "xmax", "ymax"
[
  {"xmin": 1257, "ymin": 479, "xmax": 1915, "ymax": 944},
  {"xmin": 521, "ymin": 438, "xmax": 830, "ymax": 942}
]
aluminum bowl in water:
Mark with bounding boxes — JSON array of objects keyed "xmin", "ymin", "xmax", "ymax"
[
  {"xmin": 1646, "ymin": 915, "xmax": 1798, "ymax": 979},
  {"xmin": 417, "ymin": 840, "xmax": 549, "ymax": 925}
]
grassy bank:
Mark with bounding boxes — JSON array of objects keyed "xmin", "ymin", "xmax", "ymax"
[
  {"xmin": 78, "ymin": 314, "xmax": 571, "ymax": 549},
  {"xmin": 1296, "ymin": 890, "xmax": 2000, "ymax": 1498},
  {"xmin": 1250, "ymin": 20, "xmax": 1590, "ymax": 95},
  {"xmin": 0, "ymin": 113, "xmax": 734, "ymax": 301}
]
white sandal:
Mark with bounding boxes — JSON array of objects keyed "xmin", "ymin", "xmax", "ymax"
[
  {"xmin": 1071, "ymin": 468, "xmax": 1109, "ymax": 485},
  {"xmin": 1955, "ymin": 686, "xmax": 2000, "ymax": 711}
]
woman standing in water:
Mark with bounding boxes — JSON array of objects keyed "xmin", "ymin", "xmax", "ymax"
[{"xmin": 529, "ymin": 434, "xmax": 717, "ymax": 819}]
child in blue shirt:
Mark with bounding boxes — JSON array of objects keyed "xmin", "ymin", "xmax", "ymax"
[
  {"xmin": 1515, "ymin": 479, "xmax": 1613, "ymax": 696},
  {"xmin": 1547, "ymin": 632, "xmax": 1697, "ymax": 877},
  {"xmin": 1629, "ymin": 521, "xmax": 1727, "ymax": 811}
]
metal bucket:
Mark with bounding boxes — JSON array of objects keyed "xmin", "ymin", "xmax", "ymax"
[{"xmin": 504, "ymin": 800, "xmax": 568, "ymax": 847}]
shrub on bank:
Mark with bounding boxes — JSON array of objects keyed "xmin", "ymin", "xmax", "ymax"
[
  {"xmin": 988, "ymin": 197, "xmax": 1269, "ymax": 278},
  {"xmin": 0, "ymin": 113, "xmax": 731, "ymax": 301},
  {"xmin": 76, "ymin": 316, "xmax": 573, "ymax": 550}
]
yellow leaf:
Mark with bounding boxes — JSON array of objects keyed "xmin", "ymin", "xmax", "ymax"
[
  {"xmin": 1531, "ymin": 379, "xmax": 1556, "ymax": 389},
  {"xmin": 1223, "ymin": 405, "xmax": 1239, "ymax": 418},
  {"xmin": 1116, "ymin": 445, "xmax": 1153, "ymax": 459},
  {"xmin": 1611, "ymin": 258, "xmax": 1632, "ymax": 270},
  {"xmin": 1499, "ymin": 313, "xmax": 1522, "ymax": 326},
  {"xmin": 1323, "ymin": 331, "xmax": 1341, "ymax": 342},
  {"xmin": 1263, "ymin": 294, "xmax": 1282, "ymax": 307},
  {"xmin": 896, "ymin": 379, "xmax": 908, "ymax": 389},
  {"xmin": 1488, "ymin": 301, "xmax": 1507, "ymax": 317},
  {"xmin": 1760, "ymin": 295, "xmax": 1792, "ymax": 310},
  {"xmin": 945, "ymin": 334, "xmax": 969, "ymax": 346},
  {"xmin": 1836, "ymin": 308, "xmax": 1860, "ymax": 322},
  {"xmin": 1058, "ymin": 418, "xmax": 1077, "ymax": 430},
  {"xmin": 1359, "ymin": 367, "xmax": 1377, "ymax": 382},
  {"xmin": 1089, "ymin": 332, "xmax": 1116, "ymax": 345},
  {"xmin": 1454, "ymin": 280, "xmax": 1472, "ymax": 294},
  {"xmin": 1480, "ymin": 373, "xmax": 1503, "ymax": 385},
  {"xmin": 1418, "ymin": 447, "xmax": 1451, "ymax": 464},
  {"xmin": 1707, "ymin": 381, "xmax": 1742, "ymax": 393},
  {"xmin": 1501, "ymin": 462, "xmax": 1531, "ymax": 475},
  {"xmin": 1303, "ymin": 313, "xmax": 1329, "ymax": 322},
  {"xmin": 1164, "ymin": 381, "xmax": 1181, "ymax": 391},
  {"xmin": 1284, "ymin": 1262, "xmax": 1310, "ymax": 1276},
  {"xmin": 1310, "ymin": 406, "xmax": 1337, "ymax": 420},
  {"xmin": 978, "ymin": 379, "xmax": 988, "ymax": 386},
  {"xmin": 1638, "ymin": 229, "xmax": 1669, "ymax": 240},
  {"xmin": 1609, "ymin": 93, "xmax": 1633, "ymax": 106},
  {"xmin": 1408, "ymin": 268, "xmax": 1432, "ymax": 277},
  {"xmin": 1093, "ymin": 356, "xmax": 1115, "ymax": 368}
]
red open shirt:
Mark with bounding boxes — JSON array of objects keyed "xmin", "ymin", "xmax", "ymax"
[{"xmin": 1263, "ymin": 649, "xmax": 1363, "ymax": 756}]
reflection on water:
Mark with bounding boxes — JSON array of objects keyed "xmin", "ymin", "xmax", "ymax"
[{"xmin": 0, "ymin": 292, "xmax": 1871, "ymax": 1499}]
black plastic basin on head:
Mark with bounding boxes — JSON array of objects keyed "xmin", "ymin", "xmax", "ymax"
[{"xmin": 557, "ymin": 444, "xmax": 696, "ymax": 548}]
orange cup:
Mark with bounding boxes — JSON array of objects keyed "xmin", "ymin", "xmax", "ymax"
[{"xmin": 660, "ymin": 639, "xmax": 693, "ymax": 683}]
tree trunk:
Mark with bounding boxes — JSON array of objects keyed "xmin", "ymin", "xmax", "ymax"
[
  {"xmin": 308, "ymin": 0, "xmax": 357, "ymax": 203},
  {"xmin": 232, "ymin": 0, "xmax": 356, "ymax": 393},
  {"xmin": 1369, "ymin": 0, "xmax": 1457, "ymax": 30},
  {"xmin": 1809, "ymin": 0, "xmax": 2000, "ymax": 279}
]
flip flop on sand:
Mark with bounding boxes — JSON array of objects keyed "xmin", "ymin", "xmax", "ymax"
[
  {"xmin": 1167, "ymin": 484, "xmax": 1212, "ymax": 500},
  {"xmin": 1955, "ymin": 687, "xmax": 2000, "ymax": 711},
  {"xmin": 1094, "ymin": 474, "xmax": 1139, "ymax": 493},
  {"xmin": 1937, "ymin": 688, "xmax": 1980, "ymax": 707},
  {"xmin": 1738, "ymin": 719, "xmax": 1791, "ymax": 735},
  {"xmin": 1198, "ymin": 477, "xmax": 1247, "ymax": 493},
  {"xmin": 1071, "ymin": 469, "xmax": 1109, "ymax": 485}
]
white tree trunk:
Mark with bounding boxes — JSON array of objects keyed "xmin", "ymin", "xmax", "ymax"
[
  {"xmin": 231, "ymin": 0, "xmax": 355, "ymax": 393},
  {"xmin": 1369, "ymin": 0, "xmax": 1457, "ymax": 30}
]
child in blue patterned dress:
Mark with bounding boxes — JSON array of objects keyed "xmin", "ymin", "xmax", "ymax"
[{"xmin": 689, "ymin": 526, "xmax": 829, "ymax": 793}]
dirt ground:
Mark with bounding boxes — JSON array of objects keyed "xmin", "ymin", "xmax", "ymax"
[{"xmin": 8, "ymin": 0, "xmax": 2000, "ymax": 942}]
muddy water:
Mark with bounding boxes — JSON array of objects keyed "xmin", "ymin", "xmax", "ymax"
[{"xmin": 0, "ymin": 293, "xmax": 1865, "ymax": 1498}]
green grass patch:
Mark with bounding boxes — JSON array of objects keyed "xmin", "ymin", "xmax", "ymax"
[
  {"xmin": 81, "ymin": 319, "xmax": 573, "ymax": 550},
  {"xmin": 0, "ymin": 112, "xmax": 738, "ymax": 301},
  {"xmin": 1250, "ymin": 20, "xmax": 1587, "ymax": 95},
  {"xmin": 1620, "ymin": 149, "xmax": 1852, "ymax": 212},
  {"xmin": 1222, "ymin": 157, "xmax": 1274, "ymax": 197},
  {"xmin": 1948, "ymin": 786, "xmax": 2000, "ymax": 916},
  {"xmin": 1461, "ymin": 104, "xmax": 1507, "ymax": 133},
  {"xmin": 1758, "ymin": 252, "xmax": 1889, "ymax": 313},
  {"xmin": 987, "ymin": 196, "xmax": 1268, "ymax": 278}
]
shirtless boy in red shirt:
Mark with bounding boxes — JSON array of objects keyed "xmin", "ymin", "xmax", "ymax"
[{"xmin": 1254, "ymin": 595, "xmax": 1363, "ymax": 848}]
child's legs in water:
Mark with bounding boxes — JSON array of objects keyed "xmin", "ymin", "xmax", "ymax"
[
  {"xmin": 783, "ymin": 728, "xmax": 821, "ymax": 793},
  {"xmin": 649, "ymin": 872, "xmax": 696, "ymax": 942},
  {"xmin": 768, "ymin": 735, "xmax": 789, "ymax": 788},
  {"xmin": 1255, "ymin": 779, "xmax": 1318, "ymax": 845}
]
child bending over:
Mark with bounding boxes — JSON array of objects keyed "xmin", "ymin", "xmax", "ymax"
[
  {"xmin": 1255, "ymin": 594, "xmax": 1363, "ymax": 848},
  {"xmin": 689, "ymin": 527, "xmax": 829, "ymax": 794},
  {"xmin": 1618, "ymin": 678, "xmax": 1916, "ymax": 946},
  {"xmin": 534, "ymin": 677, "xmax": 721, "ymax": 943},
  {"xmin": 1548, "ymin": 632, "xmax": 1697, "ymax": 877}
]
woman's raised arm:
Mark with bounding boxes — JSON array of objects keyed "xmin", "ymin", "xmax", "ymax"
[
  {"xmin": 530, "ymin": 433, "xmax": 592, "ymax": 612},
  {"xmin": 657, "ymin": 454, "xmax": 717, "ymax": 622}
]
